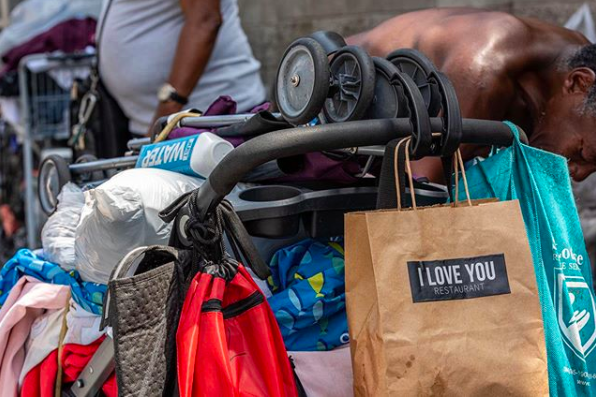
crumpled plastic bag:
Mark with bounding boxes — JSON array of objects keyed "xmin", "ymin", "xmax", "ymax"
[
  {"xmin": 74, "ymin": 169, "xmax": 204, "ymax": 284},
  {"xmin": 41, "ymin": 183, "xmax": 85, "ymax": 270}
]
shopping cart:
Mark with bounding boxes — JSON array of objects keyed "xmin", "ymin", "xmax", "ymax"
[{"xmin": 19, "ymin": 52, "xmax": 95, "ymax": 247}]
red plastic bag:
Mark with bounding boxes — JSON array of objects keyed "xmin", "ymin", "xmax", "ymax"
[{"xmin": 177, "ymin": 261, "xmax": 297, "ymax": 397}]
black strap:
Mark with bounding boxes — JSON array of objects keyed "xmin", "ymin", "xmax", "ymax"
[
  {"xmin": 160, "ymin": 192, "xmax": 270, "ymax": 279},
  {"xmin": 289, "ymin": 356, "xmax": 308, "ymax": 397},
  {"xmin": 220, "ymin": 200, "xmax": 270, "ymax": 280},
  {"xmin": 159, "ymin": 190, "xmax": 193, "ymax": 224},
  {"xmin": 215, "ymin": 111, "xmax": 292, "ymax": 138}
]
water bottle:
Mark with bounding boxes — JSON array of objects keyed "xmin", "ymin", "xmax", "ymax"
[{"xmin": 135, "ymin": 132, "xmax": 234, "ymax": 178}]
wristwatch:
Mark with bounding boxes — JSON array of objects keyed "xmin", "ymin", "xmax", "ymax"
[{"xmin": 157, "ymin": 83, "xmax": 188, "ymax": 105}]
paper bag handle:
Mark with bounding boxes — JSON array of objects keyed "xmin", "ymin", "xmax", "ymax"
[
  {"xmin": 394, "ymin": 138, "xmax": 417, "ymax": 210},
  {"xmin": 453, "ymin": 149, "xmax": 473, "ymax": 206},
  {"xmin": 394, "ymin": 137, "xmax": 472, "ymax": 210}
]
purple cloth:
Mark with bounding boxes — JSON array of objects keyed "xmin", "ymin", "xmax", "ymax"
[
  {"xmin": 168, "ymin": 96, "xmax": 237, "ymax": 139},
  {"xmin": 204, "ymin": 95, "xmax": 237, "ymax": 115},
  {"xmin": 1, "ymin": 18, "xmax": 97, "ymax": 76},
  {"xmin": 168, "ymin": 96, "xmax": 270, "ymax": 140},
  {"xmin": 250, "ymin": 102, "xmax": 271, "ymax": 113},
  {"xmin": 273, "ymin": 152, "xmax": 359, "ymax": 184}
]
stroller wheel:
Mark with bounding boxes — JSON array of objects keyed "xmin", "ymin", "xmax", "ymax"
[
  {"xmin": 428, "ymin": 71, "xmax": 463, "ymax": 156},
  {"xmin": 391, "ymin": 71, "xmax": 432, "ymax": 159},
  {"xmin": 387, "ymin": 48, "xmax": 441, "ymax": 117},
  {"xmin": 309, "ymin": 31, "xmax": 347, "ymax": 56},
  {"xmin": 364, "ymin": 57, "xmax": 407, "ymax": 119},
  {"xmin": 75, "ymin": 154, "xmax": 104, "ymax": 183},
  {"xmin": 323, "ymin": 45, "xmax": 376, "ymax": 123},
  {"xmin": 38, "ymin": 155, "xmax": 71, "ymax": 215},
  {"xmin": 275, "ymin": 37, "xmax": 330, "ymax": 125}
]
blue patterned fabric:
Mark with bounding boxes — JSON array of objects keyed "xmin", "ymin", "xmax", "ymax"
[
  {"xmin": 267, "ymin": 238, "xmax": 349, "ymax": 351},
  {"xmin": 0, "ymin": 249, "xmax": 106, "ymax": 315},
  {"xmin": 457, "ymin": 123, "xmax": 596, "ymax": 397}
]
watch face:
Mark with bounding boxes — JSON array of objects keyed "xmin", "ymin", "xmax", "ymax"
[{"xmin": 158, "ymin": 84, "xmax": 174, "ymax": 101}]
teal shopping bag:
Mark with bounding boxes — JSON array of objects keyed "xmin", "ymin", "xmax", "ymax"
[{"xmin": 457, "ymin": 122, "xmax": 596, "ymax": 396}]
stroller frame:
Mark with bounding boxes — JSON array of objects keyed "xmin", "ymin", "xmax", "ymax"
[{"xmin": 64, "ymin": 115, "xmax": 525, "ymax": 397}]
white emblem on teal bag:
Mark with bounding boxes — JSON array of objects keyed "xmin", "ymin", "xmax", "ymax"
[{"xmin": 555, "ymin": 268, "xmax": 596, "ymax": 360}]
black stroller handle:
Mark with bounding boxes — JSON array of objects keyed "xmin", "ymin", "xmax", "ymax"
[{"xmin": 193, "ymin": 117, "xmax": 527, "ymax": 220}]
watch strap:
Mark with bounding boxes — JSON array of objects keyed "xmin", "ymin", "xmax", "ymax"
[{"xmin": 168, "ymin": 90, "xmax": 188, "ymax": 105}]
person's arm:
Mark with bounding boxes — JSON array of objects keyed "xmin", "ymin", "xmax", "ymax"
[{"xmin": 149, "ymin": 0, "xmax": 222, "ymax": 134}]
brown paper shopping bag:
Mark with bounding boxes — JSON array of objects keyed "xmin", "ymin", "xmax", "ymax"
[{"xmin": 345, "ymin": 140, "xmax": 548, "ymax": 396}]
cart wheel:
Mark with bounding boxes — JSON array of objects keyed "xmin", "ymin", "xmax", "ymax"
[
  {"xmin": 323, "ymin": 46, "xmax": 376, "ymax": 123},
  {"xmin": 275, "ymin": 37, "xmax": 330, "ymax": 125},
  {"xmin": 428, "ymin": 71, "xmax": 462, "ymax": 156},
  {"xmin": 75, "ymin": 153, "xmax": 105, "ymax": 183},
  {"xmin": 38, "ymin": 155, "xmax": 71, "ymax": 215},
  {"xmin": 387, "ymin": 49, "xmax": 441, "ymax": 117},
  {"xmin": 364, "ymin": 57, "xmax": 408, "ymax": 119},
  {"xmin": 309, "ymin": 31, "xmax": 347, "ymax": 56},
  {"xmin": 392, "ymin": 71, "xmax": 432, "ymax": 159}
]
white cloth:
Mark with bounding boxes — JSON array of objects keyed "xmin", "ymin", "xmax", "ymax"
[
  {"xmin": 288, "ymin": 345, "xmax": 353, "ymax": 397},
  {"xmin": 64, "ymin": 299, "xmax": 104, "ymax": 346},
  {"xmin": 18, "ymin": 308, "xmax": 65, "ymax": 385}
]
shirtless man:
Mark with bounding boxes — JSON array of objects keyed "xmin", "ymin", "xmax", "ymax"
[{"xmin": 348, "ymin": 8, "xmax": 596, "ymax": 182}]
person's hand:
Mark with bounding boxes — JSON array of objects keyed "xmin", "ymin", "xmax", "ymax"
[{"xmin": 147, "ymin": 100, "xmax": 184, "ymax": 136}]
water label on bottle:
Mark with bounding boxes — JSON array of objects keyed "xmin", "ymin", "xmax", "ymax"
[{"xmin": 135, "ymin": 135, "xmax": 199, "ymax": 177}]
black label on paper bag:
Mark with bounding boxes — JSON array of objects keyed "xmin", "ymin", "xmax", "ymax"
[{"xmin": 407, "ymin": 254, "xmax": 510, "ymax": 303}]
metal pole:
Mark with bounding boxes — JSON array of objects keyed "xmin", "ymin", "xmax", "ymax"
[
  {"xmin": 69, "ymin": 156, "xmax": 138, "ymax": 174},
  {"xmin": 19, "ymin": 59, "xmax": 37, "ymax": 248},
  {"xmin": 179, "ymin": 113, "xmax": 282, "ymax": 128},
  {"xmin": 0, "ymin": 0, "xmax": 9, "ymax": 29}
]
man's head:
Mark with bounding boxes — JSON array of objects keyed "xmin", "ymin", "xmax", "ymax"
[{"xmin": 536, "ymin": 44, "xmax": 596, "ymax": 181}]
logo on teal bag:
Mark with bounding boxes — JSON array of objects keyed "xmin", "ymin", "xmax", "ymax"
[{"xmin": 555, "ymin": 267, "xmax": 596, "ymax": 360}]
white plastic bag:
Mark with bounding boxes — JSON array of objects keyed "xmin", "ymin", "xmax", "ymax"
[
  {"xmin": 41, "ymin": 183, "xmax": 85, "ymax": 270},
  {"xmin": 74, "ymin": 169, "xmax": 204, "ymax": 284}
]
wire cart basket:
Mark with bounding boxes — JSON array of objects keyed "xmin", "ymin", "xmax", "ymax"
[{"xmin": 19, "ymin": 52, "xmax": 95, "ymax": 247}]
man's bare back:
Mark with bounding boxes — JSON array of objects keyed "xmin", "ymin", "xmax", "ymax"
[{"xmin": 348, "ymin": 9, "xmax": 596, "ymax": 181}]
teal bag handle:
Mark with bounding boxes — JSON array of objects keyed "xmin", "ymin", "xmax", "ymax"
[
  {"xmin": 503, "ymin": 120, "xmax": 521, "ymax": 144},
  {"xmin": 461, "ymin": 120, "xmax": 521, "ymax": 200},
  {"xmin": 485, "ymin": 121, "xmax": 520, "ymax": 157}
]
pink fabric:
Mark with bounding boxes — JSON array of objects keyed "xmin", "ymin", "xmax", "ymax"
[
  {"xmin": 0, "ymin": 276, "xmax": 70, "ymax": 397},
  {"xmin": 289, "ymin": 345, "xmax": 353, "ymax": 397}
]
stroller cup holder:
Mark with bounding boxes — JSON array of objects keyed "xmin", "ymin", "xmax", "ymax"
[
  {"xmin": 230, "ymin": 185, "xmax": 377, "ymax": 239},
  {"xmin": 238, "ymin": 185, "xmax": 302, "ymax": 202},
  {"xmin": 229, "ymin": 181, "xmax": 448, "ymax": 239}
]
